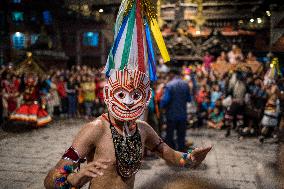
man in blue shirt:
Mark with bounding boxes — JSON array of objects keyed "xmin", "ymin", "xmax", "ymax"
[{"xmin": 160, "ymin": 68, "xmax": 191, "ymax": 151}]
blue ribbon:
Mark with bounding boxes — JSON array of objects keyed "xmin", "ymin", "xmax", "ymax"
[
  {"xmin": 106, "ymin": 13, "xmax": 130, "ymax": 77},
  {"xmin": 145, "ymin": 20, "xmax": 157, "ymax": 81},
  {"xmin": 112, "ymin": 14, "xmax": 129, "ymax": 56}
]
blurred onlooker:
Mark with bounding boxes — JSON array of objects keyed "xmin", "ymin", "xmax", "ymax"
[
  {"xmin": 95, "ymin": 77, "xmax": 107, "ymax": 116},
  {"xmin": 66, "ymin": 76, "xmax": 77, "ymax": 118},
  {"xmin": 0, "ymin": 90, "xmax": 3, "ymax": 126},
  {"xmin": 76, "ymin": 75, "xmax": 85, "ymax": 117},
  {"xmin": 218, "ymin": 74, "xmax": 228, "ymax": 93},
  {"xmin": 224, "ymin": 71, "xmax": 247, "ymax": 137},
  {"xmin": 203, "ymin": 52, "xmax": 214, "ymax": 72},
  {"xmin": 147, "ymin": 85, "xmax": 159, "ymax": 133},
  {"xmin": 2, "ymin": 73, "xmax": 20, "ymax": 115},
  {"xmin": 216, "ymin": 51, "xmax": 228, "ymax": 63},
  {"xmin": 208, "ymin": 107, "xmax": 224, "ymax": 129},
  {"xmin": 246, "ymin": 51, "xmax": 257, "ymax": 63},
  {"xmin": 210, "ymin": 84, "xmax": 222, "ymax": 108},
  {"xmin": 81, "ymin": 75, "xmax": 96, "ymax": 119},
  {"xmin": 46, "ymin": 75, "xmax": 60, "ymax": 117},
  {"xmin": 228, "ymin": 45, "xmax": 244, "ymax": 64},
  {"xmin": 197, "ymin": 96, "xmax": 210, "ymax": 127},
  {"xmin": 160, "ymin": 68, "xmax": 191, "ymax": 151},
  {"xmin": 56, "ymin": 75, "xmax": 68, "ymax": 117},
  {"xmin": 243, "ymin": 77, "xmax": 267, "ymax": 135},
  {"xmin": 259, "ymin": 84, "xmax": 280, "ymax": 143},
  {"xmin": 196, "ymin": 86, "xmax": 207, "ymax": 106}
]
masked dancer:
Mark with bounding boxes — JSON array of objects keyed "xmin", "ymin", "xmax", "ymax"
[{"xmin": 45, "ymin": 0, "xmax": 211, "ymax": 188}]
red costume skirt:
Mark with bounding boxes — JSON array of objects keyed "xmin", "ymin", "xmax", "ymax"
[
  {"xmin": 7, "ymin": 98, "xmax": 17, "ymax": 113},
  {"xmin": 10, "ymin": 102, "xmax": 52, "ymax": 127}
]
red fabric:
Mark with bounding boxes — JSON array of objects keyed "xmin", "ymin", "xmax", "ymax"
[
  {"xmin": 24, "ymin": 86, "xmax": 38, "ymax": 101},
  {"xmin": 3, "ymin": 80, "xmax": 20, "ymax": 112},
  {"xmin": 62, "ymin": 147, "xmax": 80, "ymax": 163},
  {"xmin": 57, "ymin": 82, "xmax": 67, "ymax": 97},
  {"xmin": 11, "ymin": 103, "xmax": 51, "ymax": 127},
  {"xmin": 14, "ymin": 103, "xmax": 39, "ymax": 115},
  {"xmin": 7, "ymin": 98, "xmax": 17, "ymax": 113},
  {"xmin": 37, "ymin": 108, "xmax": 49, "ymax": 118},
  {"xmin": 14, "ymin": 79, "xmax": 20, "ymax": 90},
  {"xmin": 15, "ymin": 104, "xmax": 29, "ymax": 114},
  {"xmin": 196, "ymin": 90, "xmax": 207, "ymax": 104},
  {"xmin": 97, "ymin": 80, "xmax": 106, "ymax": 102},
  {"xmin": 28, "ymin": 104, "xmax": 39, "ymax": 115},
  {"xmin": 136, "ymin": 0, "xmax": 145, "ymax": 73},
  {"xmin": 203, "ymin": 55, "xmax": 214, "ymax": 71},
  {"xmin": 3, "ymin": 80, "xmax": 19, "ymax": 94},
  {"xmin": 155, "ymin": 86, "xmax": 164, "ymax": 102}
]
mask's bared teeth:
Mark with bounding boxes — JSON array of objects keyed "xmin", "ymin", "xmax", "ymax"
[{"xmin": 111, "ymin": 105, "xmax": 144, "ymax": 120}]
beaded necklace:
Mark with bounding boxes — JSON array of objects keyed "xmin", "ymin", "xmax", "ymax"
[{"xmin": 105, "ymin": 113, "xmax": 142, "ymax": 178}]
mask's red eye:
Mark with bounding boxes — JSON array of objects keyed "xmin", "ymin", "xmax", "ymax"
[
  {"xmin": 133, "ymin": 92, "xmax": 140, "ymax": 100},
  {"xmin": 118, "ymin": 92, "xmax": 125, "ymax": 99}
]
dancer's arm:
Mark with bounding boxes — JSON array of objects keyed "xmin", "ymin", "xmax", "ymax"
[
  {"xmin": 143, "ymin": 122, "xmax": 212, "ymax": 167},
  {"xmin": 44, "ymin": 119, "xmax": 110, "ymax": 189}
]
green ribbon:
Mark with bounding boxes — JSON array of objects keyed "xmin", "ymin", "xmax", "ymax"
[{"xmin": 120, "ymin": 3, "xmax": 136, "ymax": 70}]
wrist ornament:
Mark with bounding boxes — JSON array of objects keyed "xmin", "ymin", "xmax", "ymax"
[
  {"xmin": 54, "ymin": 165, "xmax": 77, "ymax": 189},
  {"xmin": 179, "ymin": 148, "xmax": 194, "ymax": 167}
]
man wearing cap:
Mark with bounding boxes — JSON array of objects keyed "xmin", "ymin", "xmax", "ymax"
[{"xmin": 160, "ymin": 68, "xmax": 192, "ymax": 151}]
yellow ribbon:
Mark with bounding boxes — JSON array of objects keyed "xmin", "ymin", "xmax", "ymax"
[{"xmin": 150, "ymin": 19, "xmax": 170, "ymax": 63}]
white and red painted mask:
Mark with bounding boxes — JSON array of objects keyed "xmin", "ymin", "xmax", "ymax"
[{"xmin": 104, "ymin": 69, "xmax": 152, "ymax": 122}]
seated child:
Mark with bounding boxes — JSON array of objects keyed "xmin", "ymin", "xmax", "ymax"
[
  {"xmin": 197, "ymin": 96, "xmax": 211, "ymax": 127},
  {"xmin": 210, "ymin": 84, "xmax": 222, "ymax": 108},
  {"xmin": 208, "ymin": 107, "xmax": 224, "ymax": 129}
]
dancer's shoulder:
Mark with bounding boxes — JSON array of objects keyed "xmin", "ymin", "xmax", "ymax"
[
  {"xmin": 136, "ymin": 120, "xmax": 155, "ymax": 133},
  {"xmin": 136, "ymin": 119, "xmax": 149, "ymax": 127},
  {"xmin": 79, "ymin": 116, "xmax": 107, "ymax": 135}
]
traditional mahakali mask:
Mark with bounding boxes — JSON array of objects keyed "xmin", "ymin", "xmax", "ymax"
[{"xmin": 104, "ymin": 69, "xmax": 152, "ymax": 122}]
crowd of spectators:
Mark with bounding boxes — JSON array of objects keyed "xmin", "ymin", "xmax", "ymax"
[
  {"xmin": 155, "ymin": 46, "xmax": 284, "ymax": 146},
  {"xmin": 0, "ymin": 65, "xmax": 107, "ymax": 125},
  {"xmin": 1, "ymin": 45, "xmax": 283, "ymax": 145}
]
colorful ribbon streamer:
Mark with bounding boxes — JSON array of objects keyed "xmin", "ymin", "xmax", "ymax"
[
  {"xmin": 105, "ymin": 0, "xmax": 171, "ymax": 81},
  {"xmin": 120, "ymin": 5, "xmax": 136, "ymax": 70},
  {"xmin": 136, "ymin": 0, "xmax": 145, "ymax": 72},
  {"xmin": 145, "ymin": 20, "xmax": 157, "ymax": 81},
  {"xmin": 149, "ymin": 19, "xmax": 170, "ymax": 63}
]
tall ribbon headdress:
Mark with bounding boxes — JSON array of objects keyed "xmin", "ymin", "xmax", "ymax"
[
  {"xmin": 104, "ymin": 0, "xmax": 170, "ymax": 81},
  {"xmin": 268, "ymin": 58, "xmax": 282, "ymax": 78},
  {"xmin": 264, "ymin": 57, "xmax": 282, "ymax": 86}
]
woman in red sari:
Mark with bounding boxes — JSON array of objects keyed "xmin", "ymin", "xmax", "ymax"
[
  {"xmin": 2, "ymin": 73, "xmax": 20, "ymax": 115},
  {"xmin": 10, "ymin": 74, "xmax": 52, "ymax": 127}
]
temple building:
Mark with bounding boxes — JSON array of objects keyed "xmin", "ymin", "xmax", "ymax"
[
  {"xmin": 159, "ymin": 0, "xmax": 284, "ymax": 63},
  {"xmin": 1, "ymin": 0, "xmax": 283, "ymax": 66},
  {"xmin": 0, "ymin": 0, "xmax": 68, "ymax": 68},
  {"xmin": 0, "ymin": 0, "xmax": 115, "ymax": 68}
]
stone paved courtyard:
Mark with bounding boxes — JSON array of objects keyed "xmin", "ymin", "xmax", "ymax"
[{"xmin": 0, "ymin": 119, "xmax": 281, "ymax": 189}]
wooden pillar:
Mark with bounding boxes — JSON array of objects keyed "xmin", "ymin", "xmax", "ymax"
[
  {"xmin": 76, "ymin": 31, "xmax": 81, "ymax": 65},
  {"xmin": 101, "ymin": 31, "xmax": 106, "ymax": 66}
]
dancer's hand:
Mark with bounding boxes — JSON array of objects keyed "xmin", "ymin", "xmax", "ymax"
[
  {"xmin": 78, "ymin": 159, "xmax": 111, "ymax": 177},
  {"xmin": 67, "ymin": 159, "xmax": 111, "ymax": 187},
  {"xmin": 189, "ymin": 146, "xmax": 212, "ymax": 168}
]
